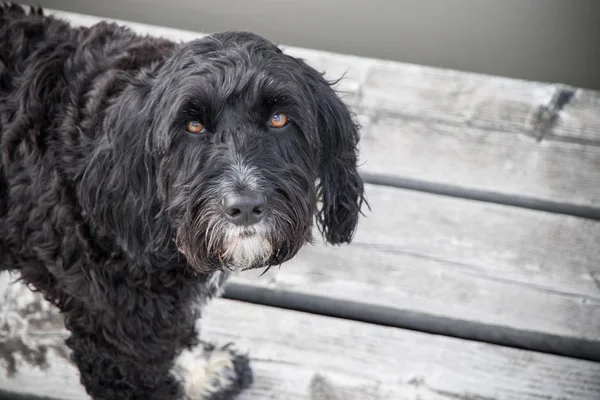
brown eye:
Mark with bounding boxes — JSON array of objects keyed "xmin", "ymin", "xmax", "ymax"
[
  {"xmin": 186, "ymin": 120, "xmax": 205, "ymax": 134},
  {"xmin": 269, "ymin": 112, "xmax": 288, "ymax": 128}
]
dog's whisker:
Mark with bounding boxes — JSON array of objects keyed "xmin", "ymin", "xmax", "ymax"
[{"xmin": 259, "ymin": 264, "xmax": 273, "ymax": 277}]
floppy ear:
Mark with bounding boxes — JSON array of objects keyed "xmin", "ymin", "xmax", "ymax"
[
  {"xmin": 78, "ymin": 73, "xmax": 174, "ymax": 267},
  {"xmin": 303, "ymin": 65, "xmax": 367, "ymax": 245}
]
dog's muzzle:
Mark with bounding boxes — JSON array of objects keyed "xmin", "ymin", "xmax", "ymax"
[{"xmin": 213, "ymin": 190, "xmax": 272, "ymax": 270}]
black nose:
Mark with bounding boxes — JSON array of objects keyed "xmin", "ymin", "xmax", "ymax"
[{"xmin": 222, "ymin": 191, "xmax": 266, "ymax": 226}]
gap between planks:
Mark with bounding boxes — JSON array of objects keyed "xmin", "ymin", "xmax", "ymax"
[
  {"xmin": 360, "ymin": 172, "xmax": 600, "ymax": 221},
  {"xmin": 223, "ymin": 282, "xmax": 600, "ymax": 363}
]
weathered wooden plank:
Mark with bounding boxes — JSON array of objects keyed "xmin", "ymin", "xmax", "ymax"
[
  {"xmin": 2, "ymin": 277, "xmax": 600, "ymax": 400},
  {"xmin": 47, "ymin": 9, "xmax": 600, "ymax": 215},
  {"xmin": 285, "ymin": 51, "xmax": 599, "ymax": 147},
  {"xmin": 350, "ymin": 61, "xmax": 600, "ymax": 214},
  {"xmin": 360, "ymin": 61, "xmax": 556, "ymax": 136},
  {"xmin": 205, "ymin": 300, "xmax": 600, "ymax": 400},
  {"xmin": 228, "ymin": 184, "xmax": 600, "ymax": 360},
  {"xmin": 287, "ymin": 48, "xmax": 600, "ymax": 149},
  {"xmin": 358, "ymin": 116, "xmax": 600, "ymax": 217}
]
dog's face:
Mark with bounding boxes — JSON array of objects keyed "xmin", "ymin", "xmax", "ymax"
[{"xmin": 83, "ymin": 32, "xmax": 364, "ymax": 274}]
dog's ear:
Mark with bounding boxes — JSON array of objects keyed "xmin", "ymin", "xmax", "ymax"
[
  {"xmin": 302, "ymin": 63, "xmax": 366, "ymax": 245},
  {"xmin": 79, "ymin": 73, "xmax": 173, "ymax": 266}
]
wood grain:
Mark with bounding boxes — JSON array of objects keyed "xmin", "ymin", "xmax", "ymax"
[
  {"xmin": 360, "ymin": 61, "xmax": 557, "ymax": 137},
  {"xmin": 2, "ymin": 276, "xmax": 600, "ymax": 400}
]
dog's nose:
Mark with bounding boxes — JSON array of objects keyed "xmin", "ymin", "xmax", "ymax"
[{"xmin": 222, "ymin": 191, "xmax": 266, "ymax": 226}]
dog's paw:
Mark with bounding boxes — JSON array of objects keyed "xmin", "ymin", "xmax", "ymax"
[{"xmin": 173, "ymin": 342, "xmax": 253, "ymax": 400}]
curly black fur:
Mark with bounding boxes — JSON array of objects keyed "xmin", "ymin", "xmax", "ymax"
[{"xmin": 0, "ymin": 4, "xmax": 365, "ymax": 399}]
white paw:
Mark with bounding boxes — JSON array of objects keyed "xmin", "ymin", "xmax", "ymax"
[{"xmin": 172, "ymin": 343, "xmax": 252, "ymax": 400}]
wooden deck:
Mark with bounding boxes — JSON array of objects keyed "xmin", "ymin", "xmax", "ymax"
[{"xmin": 1, "ymin": 9, "xmax": 599, "ymax": 400}]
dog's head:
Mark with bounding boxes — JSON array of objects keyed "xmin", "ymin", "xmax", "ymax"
[{"xmin": 82, "ymin": 32, "xmax": 365, "ymax": 273}]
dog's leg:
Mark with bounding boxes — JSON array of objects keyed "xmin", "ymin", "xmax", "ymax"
[
  {"xmin": 66, "ymin": 330, "xmax": 187, "ymax": 400},
  {"xmin": 172, "ymin": 341, "xmax": 253, "ymax": 400},
  {"xmin": 64, "ymin": 305, "xmax": 252, "ymax": 400}
]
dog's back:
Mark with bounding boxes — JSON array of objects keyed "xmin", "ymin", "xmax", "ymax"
[
  {"xmin": 0, "ymin": 5, "xmax": 77, "ymax": 225},
  {"xmin": 0, "ymin": 5, "xmax": 42, "ymax": 218}
]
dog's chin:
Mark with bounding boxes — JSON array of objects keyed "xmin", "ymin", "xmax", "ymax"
[
  {"xmin": 178, "ymin": 220, "xmax": 307, "ymax": 274},
  {"xmin": 220, "ymin": 226, "xmax": 273, "ymax": 271}
]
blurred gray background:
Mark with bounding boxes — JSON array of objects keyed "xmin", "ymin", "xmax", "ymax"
[{"xmin": 37, "ymin": 0, "xmax": 599, "ymax": 90}]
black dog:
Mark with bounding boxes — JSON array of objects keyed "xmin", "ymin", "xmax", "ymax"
[{"xmin": 0, "ymin": 4, "xmax": 365, "ymax": 399}]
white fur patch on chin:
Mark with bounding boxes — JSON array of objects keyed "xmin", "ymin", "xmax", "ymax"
[
  {"xmin": 172, "ymin": 347, "xmax": 237, "ymax": 400},
  {"xmin": 222, "ymin": 228, "xmax": 272, "ymax": 270}
]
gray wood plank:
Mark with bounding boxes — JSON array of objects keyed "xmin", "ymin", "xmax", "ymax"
[
  {"xmin": 358, "ymin": 116, "xmax": 600, "ymax": 216},
  {"xmin": 48, "ymin": 9, "xmax": 600, "ymax": 214},
  {"xmin": 289, "ymin": 48, "xmax": 600, "ymax": 147},
  {"xmin": 359, "ymin": 61, "xmax": 557, "ymax": 137},
  {"xmin": 2, "ymin": 276, "xmax": 600, "ymax": 400},
  {"xmin": 229, "ymin": 184, "xmax": 600, "ymax": 360}
]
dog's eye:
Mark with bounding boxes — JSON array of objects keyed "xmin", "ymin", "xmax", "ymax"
[
  {"xmin": 269, "ymin": 112, "xmax": 288, "ymax": 128},
  {"xmin": 186, "ymin": 120, "xmax": 205, "ymax": 134}
]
